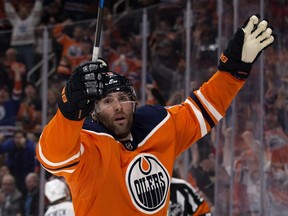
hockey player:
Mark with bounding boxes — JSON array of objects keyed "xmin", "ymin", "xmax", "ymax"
[
  {"xmin": 36, "ymin": 15, "xmax": 274, "ymax": 215},
  {"xmin": 44, "ymin": 178, "xmax": 75, "ymax": 216}
]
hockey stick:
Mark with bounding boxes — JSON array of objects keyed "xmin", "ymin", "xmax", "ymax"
[{"xmin": 92, "ymin": 0, "xmax": 105, "ymax": 61}]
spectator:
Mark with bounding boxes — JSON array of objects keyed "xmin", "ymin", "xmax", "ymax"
[
  {"xmin": 52, "ymin": 21, "xmax": 86, "ymax": 78},
  {"xmin": 47, "ymin": 87, "xmax": 60, "ymax": 121},
  {"xmin": 148, "ymin": 16, "xmax": 183, "ymax": 101},
  {"xmin": 0, "ymin": 67, "xmax": 22, "ymax": 138},
  {"xmin": 0, "ymin": 130, "xmax": 37, "ymax": 194},
  {"xmin": 275, "ymin": 76, "xmax": 288, "ymax": 133},
  {"xmin": 0, "ymin": 174, "xmax": 23, "ymax": 216},
  {"xmin": 41, "ymin": 1, "xmax": 66, "ymax": 25},
  {"xmin": 189, "ymin": 137, "xmax": 218, "ymax": 205},
  {"xmin": 44, "ymin": 178, "xmax": 74, "ymax": 216},
  {"xmin": 17, "ymin": 82, "xmax": 42, "ymax": 134},
  {"xmin": 74, "ymin": 39, "xmax": 93, "ymax": 67},
  {"xmin": 0, "ymin": 2, "xmax": 11, "ymax": 52},
  {"xmin": 266, "ymin": 161, "xmax": 288, "ymax": 215},
  {"xmin": 24, "ymin": 172, "xmax": 39, "ymax": 216},
  {"xmin": 3, "ymin": 48, "xmax": 26, "ymax": 87},
  {"xmin": 0, "ymin": 165, "xmax": 10, "ymax": 188},
  {"xmin": 4, "ymin": 0, "xmax": 43, "ymax": 75},
  {"xmin": 0, "ymin": 0, "xmax": 8, "ymax": 26},
  {"xmin": 150, "ymin": 38, "xmax": 180, "ymax": 101},
  {"xmin": 145, "ymin": 83, "xmax": 166, "ymax": 105},
  {"xmin": 101, "ymin": 35, "xmax": 142, "ymax": 95},
  {"xmin": 264, "ymin": 106, "xmax": 288, "ymax": 170},
  {"xmin": 235, "ymin": 131, "xmax": 266, "ymax": 214},
  {"xmin": 62, "ymin": 0, "xmax": 97, "ymax": 21},
  {"xmin": 0, "ymin": 54, "xmax": 13, "ymax": 92}
]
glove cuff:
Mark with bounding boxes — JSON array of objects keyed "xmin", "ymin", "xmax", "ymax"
[{"xmin": 218, "ymin": 51, "xmax": 252, "ymax": 80}]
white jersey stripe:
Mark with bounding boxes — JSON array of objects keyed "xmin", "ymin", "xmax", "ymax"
[
  {"xmin": 138, "ymin": 112, "xmax": 170, "ymax": 147},
  {"xmin": 185, "ymin": 99, "xmax": 207, "ymax": 137},
  {"xmin": 40, "ymin": 164, "xmax": 75, "ymax": 174},
  {"xmin": 38, "ymin": 140, "xmax": 84, "ymax": 167},
  {"xmin": 196, "ymin": 90, "xmax": 223, "ymax": 121}
]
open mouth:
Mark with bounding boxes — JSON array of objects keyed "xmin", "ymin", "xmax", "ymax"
[{"xmin": 114, "ymin": 115, "xmax": 126, "ymax": 123}]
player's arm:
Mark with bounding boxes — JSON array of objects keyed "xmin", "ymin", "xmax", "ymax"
[
  {"xmin": 36, "ymin": 59, "xmax": 108, "ymax": 179},
  {"xmin": 193, "ymin": 14, "xmax": 274, "ymax": 127},
  {"xmin": 12, "ymin": 65, "xmax": 22, "ymax": 101},
  {"xmin": 52, "ymin": 20, "xmax": 74, "ymax": 44},
  {"xmin": 170, "ymin": 15, "xmax": 274, "ymax": 152}
]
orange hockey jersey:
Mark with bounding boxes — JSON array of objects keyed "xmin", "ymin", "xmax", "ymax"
[
  {"xmin": 36, "ymin": 71, "xmax": 244, "ymax": 215},
  {"xmin": 53, "ymin": 24, "xmax": 84, "ymax": 75}
]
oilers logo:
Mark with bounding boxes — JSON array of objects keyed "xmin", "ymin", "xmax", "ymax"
[{"xmin": 126, "ymin": 153, "xmax": 170, "ymax": 214}]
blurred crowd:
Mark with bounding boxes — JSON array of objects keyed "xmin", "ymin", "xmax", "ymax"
[{"xmin": 0, "ymin": 0, "xmax": 287, "ymax": 215}]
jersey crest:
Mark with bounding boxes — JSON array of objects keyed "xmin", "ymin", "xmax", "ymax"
[{"xmin": 125, "ymin": 153, "xmax": 170, "ymax": 214}]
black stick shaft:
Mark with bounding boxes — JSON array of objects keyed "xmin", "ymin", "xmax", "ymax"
[{"xmin": 92, "ymin": 0, "xmax": 104, "ymax": 61}]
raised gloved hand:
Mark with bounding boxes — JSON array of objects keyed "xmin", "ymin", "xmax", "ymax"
[
  {"xmin": 218, "ymin": 15, "xmax": 275, "ymax": 80},
  {"xmin": 58, "ymin": 58, "xmax": 109, "ymax": 121}
]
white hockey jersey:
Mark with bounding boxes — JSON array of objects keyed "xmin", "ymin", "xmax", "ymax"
[{"xmin": 44, "ymin": 201, "xmax": 75, "ymax": 216}]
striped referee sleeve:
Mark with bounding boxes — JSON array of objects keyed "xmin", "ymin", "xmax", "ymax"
[{"xmin": 168, "ymin": 178, "xmax": 212, "ymax": 216}]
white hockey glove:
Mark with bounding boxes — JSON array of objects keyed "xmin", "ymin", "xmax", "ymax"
[{"xmin": 218, "ymin": 14, "xmax": 275, "ymax": 80}]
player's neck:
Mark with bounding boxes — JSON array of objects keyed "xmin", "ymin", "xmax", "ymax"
[{"xmin": 118, "ymin": 133, "xmax": 132, "ymax": 142}]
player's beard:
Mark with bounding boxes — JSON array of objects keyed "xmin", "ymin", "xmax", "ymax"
[{"xmin": 97, "ymin": 111, "xmax": 133, "ymax": 140}]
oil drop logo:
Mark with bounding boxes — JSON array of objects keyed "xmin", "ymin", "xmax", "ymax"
[{"xmin": 126, "ymin": 154, "xmax": 170, "ymax": 214}]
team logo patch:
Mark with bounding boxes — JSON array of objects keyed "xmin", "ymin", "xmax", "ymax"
[{"xmin": 126, "ymin": 154, "xmax": 170, "ymax": 214}]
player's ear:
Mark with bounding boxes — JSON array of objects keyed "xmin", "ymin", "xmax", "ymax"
[{"xmin": 91, "ymin": 111, "xmax": 99, "ymax": 123}]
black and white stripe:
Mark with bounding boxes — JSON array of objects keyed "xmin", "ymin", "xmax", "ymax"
[{"xmin": 168, "ymin": 178, "xmax": 211, "ymax": 216}]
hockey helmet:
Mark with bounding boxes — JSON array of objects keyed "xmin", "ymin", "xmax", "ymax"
[
  {"xmin": 45, "ymin": 178, "xmax": 67, "ymax": 203},
  {"xmin": 100, "ymin": 71, "xmax": 137, "ymax": 101}
]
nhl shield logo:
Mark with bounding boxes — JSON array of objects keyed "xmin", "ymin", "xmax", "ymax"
[{"xmin": 125, "ymin": 153, "xmax": 170, "ymax": 214}]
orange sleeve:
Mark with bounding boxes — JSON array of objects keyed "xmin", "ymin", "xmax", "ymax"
[
  {"xmin": 14, "ymin": 80, "xmax": 22, "ymax": 92},
  {"xmin": 193, "ymin": 200, "xmax": 211, "ymax": 216},
  {"xmin": 36, "ymin": 109, "xmax": 84, "ymax": 180},
  {"xmin": 168, "ymin": 71, "xmax": 245, "ymax": 155},
  {"xmin": 52, "ymin": 24, "xmax": 71, "ymax": 49},
  {"xmin": 198, "ymin": 70, "xmax": 245, "ymax": 116},
  {"xmin": 52, "ymin": 24, "xmax": 65, "ymax": 38}
]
